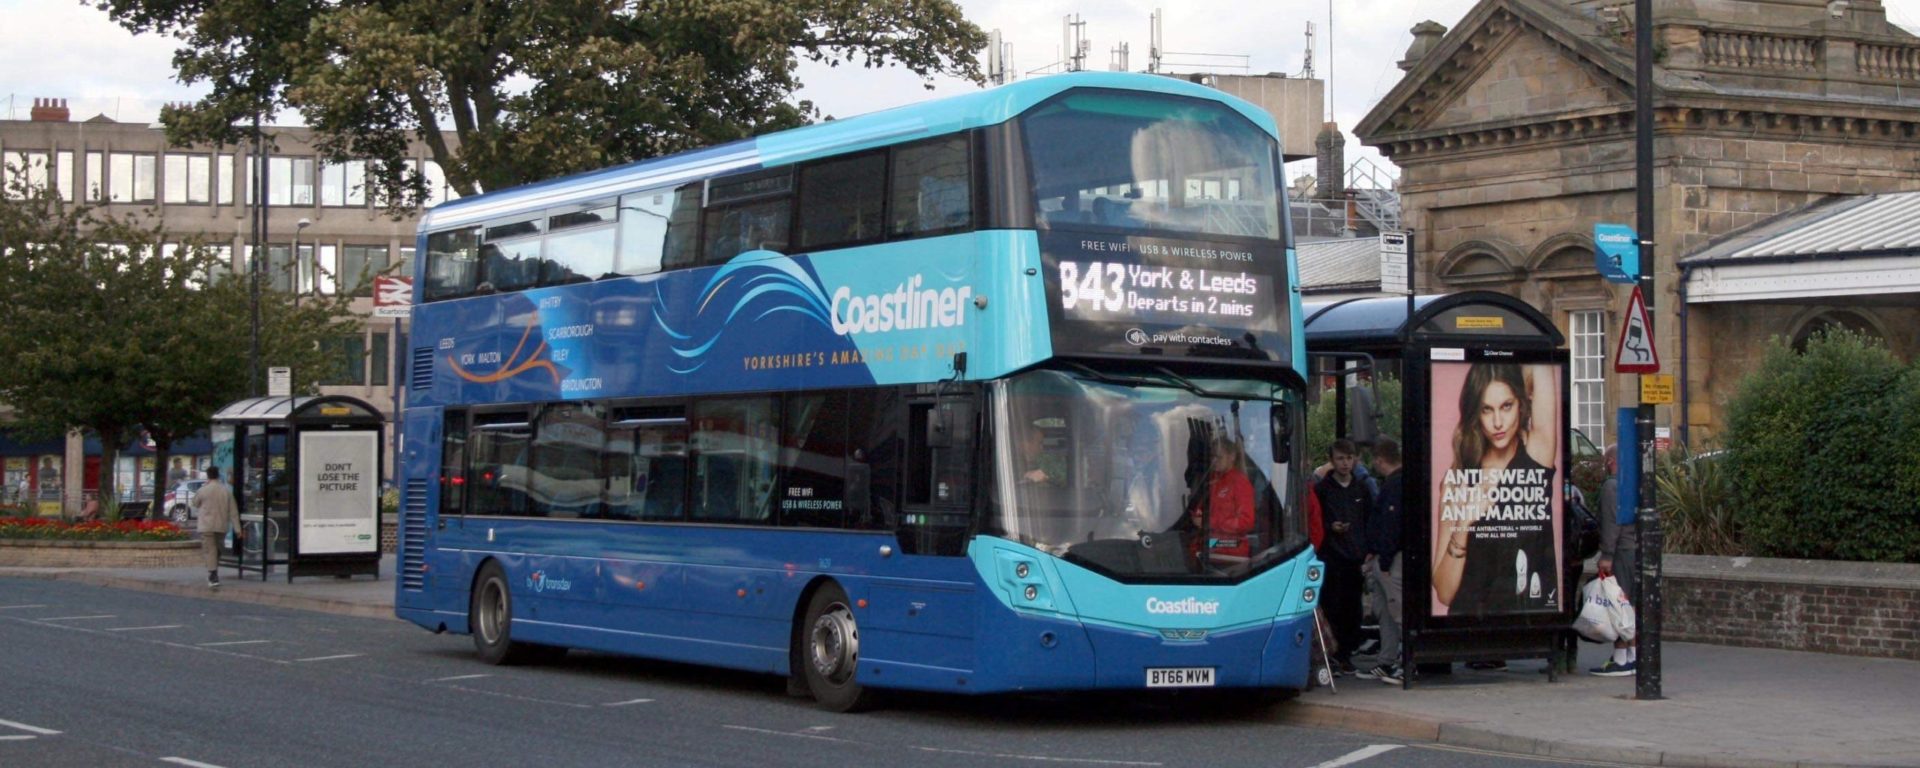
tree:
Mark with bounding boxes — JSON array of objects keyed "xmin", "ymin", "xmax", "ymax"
[
  {"xmin": 0, "ymin": 183, "xmax": 359, "ymax": 514},
  {"xmin": 96, "ymin": 0, "xmax": 987, "ymax": 204}
]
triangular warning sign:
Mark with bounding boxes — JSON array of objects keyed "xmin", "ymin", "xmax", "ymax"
[{"xmin": 1614, "ymin": 286, "xmax": 1659, "ymax": 374}]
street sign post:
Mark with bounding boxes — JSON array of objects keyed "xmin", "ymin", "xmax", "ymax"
[
  {"xmin": 1380, "ymin": 231, "xmax": 1411, "ymax": 295},
  {"xmin": 1614, "ymin": 286, "xmax": 1659, "ymax": 374},
  {"xmin": 373, "ymin": 276, "xmax": 413, "ymax": 319},
  {"xmin": 1594, "ymin": 223, "xmax": 1640, "ymax": 284},
  {"xmin": 268, "ymin": 367, "xmax": 292, "ymax": 398}
]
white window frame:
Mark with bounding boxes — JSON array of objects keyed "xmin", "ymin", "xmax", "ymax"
[{"xmin": 1570, "ymin": 309, "xmax": 1608, "ymax": 449}]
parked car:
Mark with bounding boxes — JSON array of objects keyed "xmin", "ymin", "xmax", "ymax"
[{"xmin": 164, "ymin": 479, "xmax": 207, "ymax": 526}]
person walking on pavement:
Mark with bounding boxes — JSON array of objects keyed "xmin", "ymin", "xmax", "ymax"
[
  {"xmin": 1358, "ymin": 437, "xmax": 1406, "ymax": 684},
  {"xmin": 193, "ymin": 466, "xmax": 239, "ymax": 588},
  {"xmin": 1592, "ymin": 444, "xmax": 1639, "ymax": 676},
  {"xmin": 1315, "ymin": 439, "xmax": 1373, "ymax": 676}
]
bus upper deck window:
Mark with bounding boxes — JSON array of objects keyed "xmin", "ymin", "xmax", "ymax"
[
  {"xmin": 424, "ymin": 228, "xmax": 480, "ymax": 301},
  {"xmin": 890, "ymin": 136, "xmax": 971, "ymax": 237}
]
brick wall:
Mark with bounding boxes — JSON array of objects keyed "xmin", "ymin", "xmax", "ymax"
[
  {"xmin": 0, "ymin": 540, "xmax": 201, "ymax": 568},
  {"xmin": 1665, "ymin": 555, "xmax": 1920, "ymax": 661}
]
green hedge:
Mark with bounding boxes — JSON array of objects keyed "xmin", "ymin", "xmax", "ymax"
[
  {"xmin": 1305, "ymin": 376, "xmax": 1403, "ymax": 465},
  {"xmin": 1724, "ymin": 330, "xmax": 1920, "ymax": 562}
]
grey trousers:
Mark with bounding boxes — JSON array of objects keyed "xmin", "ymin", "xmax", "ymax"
[{"xmin": 1365, "ymin": 554, "xmax": 1404, "ymax": 664}]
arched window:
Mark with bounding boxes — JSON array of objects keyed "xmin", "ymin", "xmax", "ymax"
[{"xmin": 1791, "ymin": 310, "xmax": 1882, "ymax": 351}]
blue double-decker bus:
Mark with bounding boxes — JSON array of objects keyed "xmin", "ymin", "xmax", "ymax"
[{"xmin": 395, "ymin": 71, "xmax": 1322, "ymax": 710}]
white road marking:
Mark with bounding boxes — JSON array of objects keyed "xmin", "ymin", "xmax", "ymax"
[
  {"xmin": 0, "ymin": 718, "xmax": 61, "ymax": 736},
  {"xmin": 108, "ymin": 625, "xmax": 184, "ymax": 632},
  {"xmin": 161, "ymin": 758, "xmax": 232, "ymax": 768},
  {"xmin": 36, "ymin": 615, "xmax": 116, "ymax": 621},
  {"xmin": 601, "ymin": 698, "xmax": 654, "ymax": 707},
  {"xmin": 197, "ymin": 640, "xmax": 271, "ymax": 647},
  {"xmin": 294, "ymin": 654, "xmax": 363, "ymax": 662},
  {"xmin": 1308, "ymin": 745, "xmax": 1404, "ymax": 768},
  {"xmin": 0, "ymin": 604, "xmax": 49, "ymax": 610},
  {"xmin": 912, "ymin": 746, "xmax": 1162, "ymax": 766},
  {"xmin": 428, "ymin": 674, "xmax": 492, "ymax": 682},
  {"xmin": 723, "ymin": 725, "xmax": 851, "ymax": 743},
  {"xmin": 0, "ymin": 735, "xmax": 36, "ymax": 741}
]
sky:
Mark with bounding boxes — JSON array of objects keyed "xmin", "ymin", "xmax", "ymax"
[{"xmin": 5, "ymin": 0, "xmax": 1920, "ymax": 184}]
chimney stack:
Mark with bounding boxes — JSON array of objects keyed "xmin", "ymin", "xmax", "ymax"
[
  {"xmin": 30, "ymin": 98, "xmax": 70, "ymax": 122},
  {"xmin": 1398, "ymin": 21, "xmax": 1449, "ymax": 72}
]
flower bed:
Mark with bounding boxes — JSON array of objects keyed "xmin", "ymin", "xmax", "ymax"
[{"xmin": 0, "ymin": 516, "xmax": 190, "ymax": 542}]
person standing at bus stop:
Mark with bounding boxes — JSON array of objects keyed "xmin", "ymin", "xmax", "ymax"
[
  {"xmin": 1315, "ymin": 439, "xmax": 1373, "ymax": 675},
  {"xmin": 1359, "ymin": 437, "xmax": 1405, "ymax": 684},
  {"xmin": 193, "ymin": 466, "xmax": 238, "ymax": 588}
]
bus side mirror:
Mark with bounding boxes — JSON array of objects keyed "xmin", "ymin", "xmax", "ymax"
[
  {"xmin": 1271, "ymin": 407, "xmax": 1293, "ymax": 462},
  {"xmin": 926, "ymin": 407, "xmax": 955, "ymax": 449}
]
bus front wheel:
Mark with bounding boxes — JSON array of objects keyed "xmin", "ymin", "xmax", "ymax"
[
  {"xmin": 801, "ymin": 583, "xmax": 877, "ymax": 712},
  {"xmin": 470, "ymin": 561, "xmax": 563, "ymax": 665}
]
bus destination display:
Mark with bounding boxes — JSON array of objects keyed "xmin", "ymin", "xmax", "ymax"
[{"xmin": 1041, "ymin": 231, "xmax": 1288, "ymax": 362}]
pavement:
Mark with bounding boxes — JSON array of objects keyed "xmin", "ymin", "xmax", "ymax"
[{"xmin": 5, "ymin": 558, "xmax": 1917, "ymax": 768}]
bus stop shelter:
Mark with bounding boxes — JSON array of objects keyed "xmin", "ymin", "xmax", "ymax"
[
  {"xmin": 1303, "ymin": 292, "xmax": 1574, "ymax": 684},
  {"xmin": 210, "ymin": 395, "xmax": 386, "ymax": 582}
]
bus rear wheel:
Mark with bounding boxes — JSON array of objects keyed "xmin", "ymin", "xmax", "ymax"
[
  {"xmin": 470, "ymin": 561, "xmax": 564, "ymax": 665},
  {"xmin": 801, "ymin": 583, "xmax": 877, "ymax": 712}
]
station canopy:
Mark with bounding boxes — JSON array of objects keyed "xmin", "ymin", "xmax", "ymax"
[{"xmin": 210, "ymin": 395, "xmax": 385, "ymax": 425}]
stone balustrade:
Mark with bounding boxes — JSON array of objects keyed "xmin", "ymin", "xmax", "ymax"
[{"xmin": 1701, "ymin": 30, "xmax": 1822, "ymax": 71}]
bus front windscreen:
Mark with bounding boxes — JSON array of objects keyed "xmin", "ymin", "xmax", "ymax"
[
  {"xmin": 1022, "ymin": 91, "xmax": 1282, "ymax": 241},
  {"xmin": 989, "ymin": 369, "xmax": 1306, "ymax": 581}
]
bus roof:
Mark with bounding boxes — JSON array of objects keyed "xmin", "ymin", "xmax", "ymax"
[{"xmin": 421, "ymin": 71, "xmax": 1280, "ymax": 232}]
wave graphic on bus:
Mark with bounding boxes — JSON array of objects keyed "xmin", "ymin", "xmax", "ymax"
[
  {"xmin": 653, "ymin": 252, "xmax": 837, "ymax": 374},
  {"xmin": 448, "ymin": 322, "xmax": 563, "ymax": 385}
]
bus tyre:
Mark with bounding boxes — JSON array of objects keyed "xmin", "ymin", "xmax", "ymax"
[
  {"xmin": 470, "ymin": 562, "xmax": 562, "ymax": 665},
  {"xmin": 801, "ymin": 583, "xmax": 877, "ymax": 712}
]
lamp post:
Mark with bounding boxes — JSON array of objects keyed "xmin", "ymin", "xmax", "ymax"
[{"xmin": 292, "ymin": 217, "xmax": 311, "ymax": 307}]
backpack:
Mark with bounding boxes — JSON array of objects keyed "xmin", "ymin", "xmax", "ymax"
[{"xmin": 1565, "ymin": 483, "xmax": 1602, "ymax": 561}]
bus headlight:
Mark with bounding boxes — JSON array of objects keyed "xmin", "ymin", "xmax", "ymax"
[
  {"xmin": 1015, "ymin": 563, "xmax": 1030, "ymax": 579},
  {"xmin": 1306, "ymin": 565, "xmax": 1322, "ymax": 582},
  {"xmin": 1025, "ymin": 585, "xmax": 1039, "ymax": 601},
  {"xmin": 1302, "ymin": 587, "xmax": 1317, "ymax": 604}
]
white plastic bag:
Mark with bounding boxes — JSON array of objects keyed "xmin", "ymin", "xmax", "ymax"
[
  {"xmin": 1600, "ymin": 575, "xmax": 1636, "ymax": 642},
  {"xmin": 1573, "ymin": 577, "xmax": 1618, "ymax": 643}
]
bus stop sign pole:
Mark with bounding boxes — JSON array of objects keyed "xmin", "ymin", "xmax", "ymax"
[{"xmin": 1632, "ymin": 0, "xmax": 1664, "ymax": 701}]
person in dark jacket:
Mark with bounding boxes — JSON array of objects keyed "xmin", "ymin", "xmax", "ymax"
[
  {"xmin": 1315, "ymin": 439, "xmax": 1374, "ymax": 674},
  {"xmin": 1358, "ymin": 437, "xmax": 1405, "ymax": 684}
]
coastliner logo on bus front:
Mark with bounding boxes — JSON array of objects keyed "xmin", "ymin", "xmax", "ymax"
[{"xmin": 1145, "ymin": 596, "xmax": 1220, "ymax": 615}]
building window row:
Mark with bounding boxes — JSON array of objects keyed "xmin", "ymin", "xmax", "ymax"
[{"xmin": 2, "ymin": 146, "xmax": 458, "ymax": 208}]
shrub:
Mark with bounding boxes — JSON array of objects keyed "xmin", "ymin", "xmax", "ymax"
[
  {"xmin": 1305, "ymin": 376, "xmax": 1403, "ymax": 466},
  {"xmin": 1656, "ymin": 441, "xmax": 1741, "ymax": 556},
  {"xmin": 1723, "ymin": 330, "xmax": 1920, "ymax": 562}
]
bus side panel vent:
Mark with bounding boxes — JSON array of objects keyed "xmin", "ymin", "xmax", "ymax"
[
  {"xmin": 401, "ymin": 479, "xmax": 429, "ymax": 591},
  {"xmin": 410, "ymin": 347, "xmax": 435, "ymax": 392}
]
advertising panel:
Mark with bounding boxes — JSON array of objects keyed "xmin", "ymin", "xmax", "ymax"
[
  {"xmin": 1428, "ymin": 360, "xmax": 1565, "ymax": 618},
  {"xmin": 1039, "ymin": 231, "xmax": 1290, "ymax": 363},
  {"xmin": 296, "ymin": 431, "xmax": 380, "ymax": 555}
]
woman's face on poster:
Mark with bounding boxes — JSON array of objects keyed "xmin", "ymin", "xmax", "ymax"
[{"xmin": 1477, "ymin": 380, "xmax": 1520, "ymax": 451}]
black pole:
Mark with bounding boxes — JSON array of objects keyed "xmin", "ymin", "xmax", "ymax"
[
  {"xmin": 249, "ymin": 112, "xmax": 264, "ymax": 397},
  {"xmin": 1633, "ymin": 0, "xmax": 1664, "ymax": 701}
]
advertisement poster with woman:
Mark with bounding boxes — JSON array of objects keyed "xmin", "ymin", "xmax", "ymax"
[{"xmin": 1430, "ymin": 360, "xmax": 1565, "ymax": 617}]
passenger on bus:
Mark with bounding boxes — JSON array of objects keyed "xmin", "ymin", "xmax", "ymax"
[{"xmin": 1188, "ymin": 436, "xmax": 1254, "ymax": 562}]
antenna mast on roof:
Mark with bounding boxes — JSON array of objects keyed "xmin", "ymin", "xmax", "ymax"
[
  {"xmin": 1063, "ymin": 14, "xmax": 1089, "ymax": 72},
  {"xmin": 1298, "ymin": 21, "xmax": 1316, "ymax": 79},
  {"xmin": 988, "ymin": 29, "xmax": 1007, "ymax": 85},
  {"xmin": 1149, "ymin": 9, "xmax": 1163, "ymax": 73},
  {"xmin": 1111, "ymin": 42, "xmax": 1130, "ymax": 71}
]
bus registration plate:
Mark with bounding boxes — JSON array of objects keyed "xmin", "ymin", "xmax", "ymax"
[{"xmin": 1146, "ymin": 667, "xmax": 1215, "ymax": 688}]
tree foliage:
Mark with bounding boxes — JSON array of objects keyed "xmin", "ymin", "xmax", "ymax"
[
  {"xmin": 96, "ymin": 0, "xmax": 987, "ymax": 204},
  {"xmin": 0, "ymin": 182, "xmax": 359, "ymax": 505},
  {"xmin": 1723, "ymin": 330, "xmax": 1920, "ymax": 562}
]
